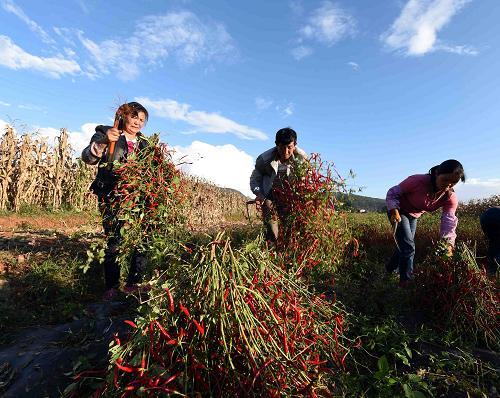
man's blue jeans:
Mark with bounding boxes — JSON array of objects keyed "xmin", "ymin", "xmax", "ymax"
[{"xmin": 387, "ymin": 213, "xmax": 418, "ymax": 281}]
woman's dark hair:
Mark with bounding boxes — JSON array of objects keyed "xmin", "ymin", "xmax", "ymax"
[
  {"xmin": 117, "ymin": 102, "xmax": 149, "ymax": 123},
  {"xmin": 275, "ymin": 127, "xmax": 297, "ymax": 145},
  {"xmin": 429, "ymin": 159, "xmax": 466, "ymax": 189}
]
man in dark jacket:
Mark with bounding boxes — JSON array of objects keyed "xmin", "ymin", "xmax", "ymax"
[{"xmin": 480, "ymin": 207, "xmax": 500, "ymax": 275}]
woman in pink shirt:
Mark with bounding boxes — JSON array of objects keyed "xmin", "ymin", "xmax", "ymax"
[{"xmin": 385, "ymin": 159, "xmax": 465, "ymax": 284}]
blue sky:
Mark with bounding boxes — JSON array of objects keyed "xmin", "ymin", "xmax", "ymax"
[{"xmin": 1, "ymin": 0, "xmax": 499, "ymax": 200}]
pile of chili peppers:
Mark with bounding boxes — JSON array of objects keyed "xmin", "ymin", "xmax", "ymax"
[
  {"xmin": 89, "ymin": 235, "xmax": 354, "ymax": 397},
  {"xmin": 414, "ymin": 243, "xmax": 499, "ymax": 348}
]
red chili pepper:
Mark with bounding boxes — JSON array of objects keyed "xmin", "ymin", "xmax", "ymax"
[
  {"xmin": 223, "ymin": 286, "xmax": 230, "ymax": 302},
  {"xmin": 124, "ymin": 320, "xmax": 137, "ymax": 329},
  {"xmin": 162, "ymin": 372, "xmax": 180, "ymax": 386},
  {"xmin": 193, "ymin": 319, "xmax": 205, "ymax": 336},
  {"xmin": 116, "ymin": 358, "xmax": 135, "ymax": 373},
  {"xmin": 165, "ymin": 287, "xmax": 174, "ymax": 313},
  {"xmin": 340, "ymin": 351, "xmax": 348, "ymax": 368},
  {"xmin": 179, "ymin": 302, "xmax": 191, "ymax": 318},
  {"xmin": 154, "ymin": 320, "xmax": 171, "ymax": 339}
]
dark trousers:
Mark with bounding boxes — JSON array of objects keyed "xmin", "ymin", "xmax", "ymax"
[
  {"xmin": 100, "ymin": 198, "xmax": 146, "ymax": 289},
  {"xmin": 480, "ymin": 207, "xmax": 500, "ymax": 274},
  {"xmin": 387, "ymin": 213, "xmax": 418, "ymax": 281},
  {"xmin": 262, "ymin": 199, "xmax": 279, "ymax": 242}
]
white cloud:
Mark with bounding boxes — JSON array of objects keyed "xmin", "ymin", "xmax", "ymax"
[
  {"xmin": 291, "ymin": 45, "xmax": 313, "ymax": 60},
  {"xmin": 381, "ymin": 0, "xmax": 475, "ymax": 56},
  {"xmin": 35, "ymin": 123, "xmax": 97, "ymax": 155},
  {"xmin": 255, "ymin": 97, "xmax": 273, "ymax": 110},
  {"xmin": 0, "ymin": 101, "xmax": 10, "ymax": 106},
  {"xmin": 437, "ymin": 43, "xmax": 478, "ymax": 55},
  {"xmin": 1, "ymin": 0, "xmax": 55, "ymax": 44},
  {"xmin": 276, "ymin": 102, "xmax": 294, "ymax": 118},
  {"xmin": 297, "ymin": 1, "xmax": 356, "ymax": 47},
  {"xmin": 172, "ymin": 140, "xmax": 254, "ymax": 197},
  {"xmin": 77, "ymin": 11, "xmax": 237, "ymax": 81},
  {"xmin": 455, "ymin": 178, "xmax": 500, "ymax": 202},
  {"xmin": 283, "ymin": 103, "xmax": 294, "ymax": 117},
  {"xmin": 137, "ymin": 97, "xmax": 268, "ymax": 140},
  {"xmin": 18, "ymin": 103, "xmax": 44, "ymax": 111},
  {"xmin": 0, "ymin": 35, "xmax": 81, "ymax": 78},
  {"xmin": 347, "ymin": 61, "xmax": 359, "ymax": 70}
]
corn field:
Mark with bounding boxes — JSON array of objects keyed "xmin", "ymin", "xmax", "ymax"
[{"xmin": 0, "ymin": 126, "xmax": 252, "ymax": 227}]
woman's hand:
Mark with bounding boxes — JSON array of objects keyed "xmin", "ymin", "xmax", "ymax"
[
  {"xmin": 446, "ymin": 244, "xmax": 454, "ymax": 257},
  {"xmin": 106, "ymin": 127, "xmax": 121, "ymax": 143},
  {"xmin": 390, "ymin": 208, "xmax": 401, "ymax": 225}
]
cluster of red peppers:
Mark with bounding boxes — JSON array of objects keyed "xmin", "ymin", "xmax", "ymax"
[
  {"xmin": 86, "ymin": 238, "xmax": 355, "ymax": 397},
  {"xmin": 272, "ymin": 153, "xmax": 359, "ymax": 274},
  {"xmin": 414, "ymin": 246, "xmax": 499, "ymax": 348}
]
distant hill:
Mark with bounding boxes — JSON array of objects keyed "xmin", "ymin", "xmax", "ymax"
[
  {"xmin": 220, "ymin": 186, "xmax": 387, "ymax": 213},
  {"xmin": 338, "ymin": 193, "xmax": 386, "ymax": 212}
]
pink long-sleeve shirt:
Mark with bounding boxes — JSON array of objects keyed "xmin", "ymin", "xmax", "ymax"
[{"xmin": 386, "ymin": 174, "xmax": 458, "ymax": 245}]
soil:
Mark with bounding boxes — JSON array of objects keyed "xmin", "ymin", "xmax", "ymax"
[{"xmin": 0, "ymin": 214, "xmax": 100, "ymax": 237}]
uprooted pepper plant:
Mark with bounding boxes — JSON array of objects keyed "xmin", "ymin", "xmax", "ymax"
[{"xmin": 60, "ymin": 136, "xmax": 498, "ymax": 397}]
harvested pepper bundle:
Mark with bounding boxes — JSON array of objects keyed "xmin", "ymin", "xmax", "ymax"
[
  {"xmin": 415, "ymin": 242, "xmax": 499, "ymax": 349},
  {"xmin": 272, "ymin": 153, "xmax": 358, "ymax": 274},
  {"xmin": 111, "ymin": 135, "xmax": 188, "ymax": 269},
  {"xmin": 95, "ymin": 235, "xmax": 353, "ymax": 397}
]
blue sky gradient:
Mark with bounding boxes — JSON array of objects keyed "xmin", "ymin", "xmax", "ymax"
[{"xmin": 1, "ymin": 0, "xmax": 499, "ymax": 199}]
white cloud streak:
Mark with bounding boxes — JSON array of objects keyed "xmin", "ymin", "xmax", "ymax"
[
  {"xmin": 1, "ymin": 0, "xmax": 55, "ymax": 44},
  {"xmin": 137, "ymin": 97, "xmax": 268, "ymax": 140},
  {"xmin": 276, "ymin": 102, "xmax": 294, "ymax": 118},
  {"xmin": 455, "ymin": 178, "xmax": 500, "ymax": 202},
  {"xmin": 0, "ymin": 35, "xmax": 81, "ymax": 78},
  {"xmin": 291, "ymin": 45, "xmax": 313, "ymax": 60},
  {"xmin": 77, "ymin": 11, "xmax": 237, "ymax": 81},
  {"xmin": 172, "ymin": 140, "xmax": 255, "ymax": 197},
  {"xmin": 381, "ymin": 0, "xmax": 475, "ymax": 56},
  {"xmin": 300, "ymin": 2, "xmax": 355, "ymax": 42},
  {"xmin": 0, "ymin": 101, "xmax": 10, "ymax": 106},
  {"xmin": 282, "ymin": 103, "xmax": 294, "ymax": 117},
  {"xmin": 347, "ymin": 61, "xmax": 359, "ymax": 70},
  {"xmin": 255, "ymin": 97, "xmax": 273, "ymax": 110}
]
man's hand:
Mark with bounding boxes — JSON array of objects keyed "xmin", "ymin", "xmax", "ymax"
[
  {"xmin": 390, "ymin": 208, "xmax": 401, "ymax": 225},
  {"xmin": 106, "ymin": 127, "xmax": 121, "ymax": 143},
  {"xmin": 254, "ymin": 194, "xmax": 265, "ymax": 205}
]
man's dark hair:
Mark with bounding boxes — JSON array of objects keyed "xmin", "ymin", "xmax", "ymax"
[{"xmin": 275, "ymin": 127, "xmax": 297, "ymax": 145}]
